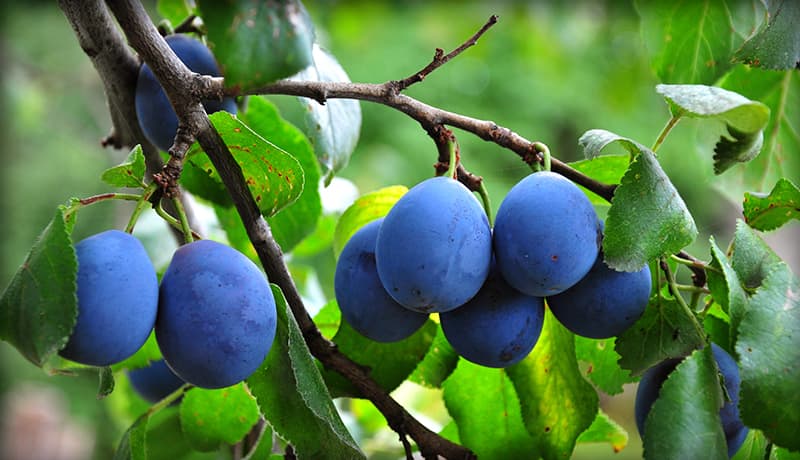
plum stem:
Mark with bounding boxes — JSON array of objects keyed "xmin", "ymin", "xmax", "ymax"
[
  {"xmin": 533, "ymin": 142, "xmax": 551, "ymax": 172},
  {"xmin": 651, "ymin": 115, "xmax": 682, "ymax": 154},
  {"xmin": 478, "ymin": 181, "xmax": 493, "ymax": 226},
  {"xmin": 125, "ymin": 182, "xmax": 159, "ymax": 233},
  {"xmin": 171, "ymin": 196, "xmax": 195, "ymax": 244},
  {"xmin": 445, "ymin": 139, "xmax": 458, "ymax": 179}
]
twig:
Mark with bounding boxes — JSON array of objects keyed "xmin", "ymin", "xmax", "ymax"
[{"xmin": 392, "ymin": 14, "xmax": 499, "ymax": 92}]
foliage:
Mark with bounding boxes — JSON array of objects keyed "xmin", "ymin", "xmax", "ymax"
[{"xmin": 1, "ymin": 2, "xmax": 799, "ymax": 460}]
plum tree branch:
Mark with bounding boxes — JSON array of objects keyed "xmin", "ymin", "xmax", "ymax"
[{"xmin": 104, "ymin": 1, "xmax": 474, "ymax": 458}]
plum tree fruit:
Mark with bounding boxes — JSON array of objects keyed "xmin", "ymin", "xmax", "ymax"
[
  {"xmin": 156, "ymin": 240, "xmax": 277, "ymax": 389},
  {"xmin": 493, "ymin": 171, "xmax": 601, "ymax": 297},
  {"xmin": 334, "ymin": 219, "xmax": 429, "ymax": 342},
  {"xmin": 135, "ymin": 34, "xmax": 237, "ymax": 151},
  {"xmin": 59, "ymin": 230, "xmax": 159, "ymax": 366},
  {"xmin": 635, "ymin": 344, "xmax": 748, "ymax": 458},
  {"xmin": 375, "ymin": 176, "xmax": 492, "ymax": 313},
  {"xmin": 127, "ymin": 359, "xmax": 185, "ymax": 404},
  {"xmin": 547, "ymin": 256, "xmax": 651, "ymax": 339},
  {"xmin": 441, "ymin": 266, "xmax": 544, "ymax": 367}
]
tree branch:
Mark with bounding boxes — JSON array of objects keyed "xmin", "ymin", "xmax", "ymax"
[{"xmin": 105, "ymin": 1, "xmax": 474, "ymax": 458}]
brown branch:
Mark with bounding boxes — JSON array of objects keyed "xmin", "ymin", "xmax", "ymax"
[
  {"xmin": 106, "ymin": 1, "xmax": 475, "ymax": 458},
  {"xmin": 392, "ymin": 14, "xmax": 499, "ymax": 92}
]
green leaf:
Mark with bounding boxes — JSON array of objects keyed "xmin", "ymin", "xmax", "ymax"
[
  {"xmin": 507, "ymin": 310, "xmax": 599, "ymax": 460},
  {"xmin": 576, "ymin": 409, "xmax": 628, "ymax": 453},
  {"xmin": 578, "ymin": 129, "xmax": 648, "ymax": 160},
  {"xmin": 604, "ymin": 149, "xmax": 698, "ymax": 271},
  {"xmin": 730, "ymin": 219, "xmax": 783, "ymax": 291},
  {"xmin": 322, "ymin": 304, "xmax": 436, "ymax": 398},
  {"xmin": 246, "ymin": 286, "xmax": 364, "ymax": 459},
  {"xmin": 635, "ymin": 0, "xmax": 736, "ymax": 84},
  {"xmin": 291, "ymin": 44, "xmax": 362, "ymax": 182},
  {"xmin": 574, "ymin": 336, "xmax": 635, "ymax": 396},
  {"xmin": 732, "ymin": 429, "xmax": 770, "ymax": 460},
  {"xmin": 704, "ymin": 304, "xmax": 732, "ymax": 356},
  {"xmin": 113, "ymin": 412, "xmax": 150, "ymax": 460},
  {"xmin": 736, "ymin": 263, "xmax": 800, "ymax": 451},
  {"xmin": 717, "ymin": 67, "xmax": 799, "ymax": 199},
  {"xmin": 708, "ymin": 236, "xmax": 749, "ymax": 349},
  {"xmin": 643, "ymin": 347, "xmax": 728, "ymax": 460},
  {"xmin": 183, "ymin": 111, "xmax": 304, "ymax": 218},
  {"xmin": 156, "ymin": 0, "xmax": 196, "ymax": 26},
  {"xmin": 735, "ymin": 0, "xmax": 800, "ymax": 70},
  {"xmin": 655, "ymin": 84, "xmax": 771, "ymax": 174},
  {"xmin": 312, "ymin": 300, "xmax": 341, "ymax": 340},
  {"xmin": 743, "ymin": 178, "xmax": 800, "ymax": 231},
  {"xmin": 199, "ymin": 0, "xmax": 314, "ymax": 91},
  {"xmin": 408, "ymin": 324, "xmax": 459, "ymax": 388},
  {"xmin": 240, "ymin": 96, "xmax": 322, "ymax": 251},
  {"xmin": 242, "ymin": 421, "xmax": 273, "ymax": 460},
  {"xmin": 0, "ymin": 207, "xmax": 77, "ymax": 367},
  {"xmin": 111, "ymin": 331, "xmax": 163, "ymax": 373},
  {"xmin": 616, "ymin": 295, "xmax": 706, "ymax": 376},
  {"xmin": 101, "ymin": 145, "xmax": 147, "ymax": 188},
  {"xmin": 98, "ymin": 366, "xmax": 115, "ymax": 399},
  {"xmin": 332, "ymin": 185, "xmax": 407, "ymax": 257},
  {"xmin": 442, "ymin": 359, "xmax": 538, "ymax": 460},
  {"xmin": 179, "ymin": 383, "xmax": 260, "ymax": 451},
  {"xmin": 568, "ymin": 154, "xmax": 631, "ymax": 207}
]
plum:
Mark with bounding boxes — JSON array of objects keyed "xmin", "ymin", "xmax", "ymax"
[
  {"xmin": 635, "ymin": 344, "xmax": 748, "ymax": 458},
  {"xmin": 156, "ymin": 240, "xmax": 276, "ymax": 389},
  {"xmin": 547, "ymin": 256, "xmax": 651, "ymax": 339},
  {"xmin": 334, "ymin": 219, "xmax": 428, "ymax": 342},
  {"xmin": 59, "ymin": 230, "xmax": 158, "ymax": 366},
  {"xmin": 375, "ymin": 176, "xmax": 492, "ymax": 313},
  {"xmin": 127, "ymin": 359, "xmax": 185, "ymax": 404},
  {"xmin": 493, "ymin": 171, "xmax": 601, "ymax": 297},
  {"xmin": 135, "ymin": 34, "xmax": 237, "ymax": 151},
  {"xmin": 441, "ymin": 266, "xmax": 544, "ymax": 368}
]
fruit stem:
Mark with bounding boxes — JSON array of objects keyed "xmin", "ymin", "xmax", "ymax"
[
  {"xmin": 661, "ymin": 256, "xmax": 706, "ymax": 337},
  {"xmin": 155, "ymin": 202, "xmax": 202, "ymax": 241},
  {"xmin": 148, "ymin": 383, "xmax": 192, "ymax": 415},
  {"xmin": 171, "ymin": 197, "xmax": 194, "ymax": 244},
  {"xmin": 651, "ymin": 115, "xmax": 682, "ymax": 153},
  {"xmin": 533, "ymin": 142, "xmax": 551, "ymax": 172},
  {"xmin": 477, "ymin": 180, "xmax": 493, "ymax": 225},
  {"xmin": 445, "ymin": 139, "xmax": 458, "ymax": 179},
  {"xmin": 125, "ymin": 182, "xmax": 159, "ymax": 233}
]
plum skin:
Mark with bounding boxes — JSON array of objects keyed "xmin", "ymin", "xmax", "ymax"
[
  {"xmin": 127, "ymin": 359, "xmax": 185, "ymax": 404},
  {"xmin": 634, "ymin": 344, "xmax": 748, "ymax": 458},
  {"xmin": 135, "ymin": 34, "xmax": 237, "ymax": 151},
  {"xmin": 375, "ymin": 177, "xmax": 492, "ymax": 313},
  {"xmin": 156, "ymin": 240, "xmax": 277, "ymax": 389},
  {"xmin": 59, "ymin": 230, "xmax": 159, "ymax": 366},
  {"xmin": 441, "ymin": 266, "xmax": 544, "ymax": 368},
  {"xmin": 547, "ymin": 257, "xmax": 651, "ymax": 339},
  {"xmin": 493, "ymin": 171, "xmax": 601, "ymax": 297},
  {"xmin": 334, "ymin": 219, "xmax": 428, "ymax": 342}
]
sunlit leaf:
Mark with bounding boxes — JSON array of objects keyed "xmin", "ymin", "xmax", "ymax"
[
  {"xmin": 576, "ymin": 409, "xmax": 628, "ymax": 453},
  {"xmin": 156, "ymin": 0, "xmax": 196, "ymax": 26},
  {"xmin": 578, "ymin": 129, "xmax": 647, "ymax": 160},
  {"xmin": 0, "ymin": 207, "xmax": 77, "ymax": 367},
  {"xmin": 569, "ymin": 154, "xmax": 630, "ymax": 207},
  {"xmin": 574, "ymin": 336, "xmax": 635, "ymax": 395},
  {"xmin": 707, "ymin": 236, "xmax": 748, "ymax": 350},
  {"xmin": 507, "ymin": 309, "xmax": 599, "ymax": 460},
  {"xmin": 743, "ymin": 178, "xmax": 800, "ymax": 231},
  {"xmin": 729, "ymin": 219, "xmax": 783, "ymax": 291},
  {"xmin": 408, "ymin": 324, "xmax": 459, "ymax": 388},
  {"xmin": 291, "ymin": 44, "xmax": 362, "ymax": 182},
  {"xmin": 332, "ymin": 185, "xmax": 407, "ymax": 257},
  {"xmin": 101, "ymin": 145, "xmax": 147, "ymax": 189},
  {"xmin": 643, "ymin": 347, "xmax": 728, "ymax": 460},
  {"xmin": 113, "ymin": 412, "xmax": 150, "ymax": 460},
  {"xmin": 604, "ymin": 149, "xmax": 698, "ymax": 271},
  {"xmin": 735, "ymin": 0, "xmax": 800, "ymax": 70},
  {"xmin": 199, "ymin": 0, "xmax": 314, "ymax": 91},
  {"xmin": 179, "ymin": 383, "xmax": 260, "ymax": 451},
  {"xmin": 736, "ymin": 264, "xmax": 800, "ymax": 451},
  {"xmin": 635, "ymin": 0, "xmax": 737, "ymax": 84}
]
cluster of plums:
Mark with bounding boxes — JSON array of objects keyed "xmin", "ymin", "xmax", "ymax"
[
  {"xmin": 135, "ymin": 34, "xmax": 237, "ymax": 151},
  {"xmin": 334, "ymin": 171, "xmax": 652, "ymax": 368},
  {"xmin": 59, "ymin": 230, "xmax": 277, "ymax": 392}
]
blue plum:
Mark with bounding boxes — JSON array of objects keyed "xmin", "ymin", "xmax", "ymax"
[
  {"xmin": 493, "ymin": 171, "xmax": 601, "ymax": 297},
  {"xmin": 156, "ymin": 240, "xmax": 277, "ymax": 389},
  {"xmin": 441, "ymin": 266, "xmax": 544, "ymax": 368},
  {"xmin": 135, "ymin": 34, "xmax": 237, "ymax": 151},
  {"xmin": 59, "ymin": 230, "xmax": 158, "ymax": 366},
  {"xmin": 375, "ymin": 177, "xmax": 492, "ymax": 313},
  {"xmin": 635, "ymin": 344, "xmax": 748, "ymax": 458},
  {"xmin": 334, "ymin": 219, "xmax": 429, "ymax": 342},
  {"xmin": 547, "ymin": 256, "xmax": 651, "ymax": 339},
  {"xmin": 127, "ymin": 359, "xmax": 185, "ymax": 404}
]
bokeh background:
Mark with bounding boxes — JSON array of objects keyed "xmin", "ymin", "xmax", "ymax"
[{"xmin": 1, "ymin": 1, "xmax": 797, "ymax": 459}]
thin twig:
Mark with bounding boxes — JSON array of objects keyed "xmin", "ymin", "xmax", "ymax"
[{"xmin": 393, "ymin": 14, "xmax": 499, "ymax": 92}]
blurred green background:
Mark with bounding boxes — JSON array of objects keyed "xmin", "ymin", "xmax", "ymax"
[{"xmin": 1, "ymin": 1, "xmax": 797, "ymax": 459}]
